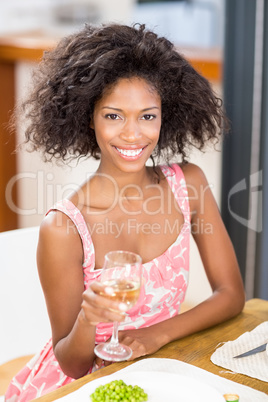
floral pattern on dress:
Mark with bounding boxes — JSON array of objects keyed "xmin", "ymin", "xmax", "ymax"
[{"xmin": 5, "ymin": 164, "xmax": 190, "ymax": 401}]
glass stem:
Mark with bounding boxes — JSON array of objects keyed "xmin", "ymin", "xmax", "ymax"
[{"xmin": 110, "ymin": 321, "xmax": 119, "ymax": 346}]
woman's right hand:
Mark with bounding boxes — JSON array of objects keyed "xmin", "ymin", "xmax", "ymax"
[{"xmin": 80, "ymin": 282, "xmax": 128, "ymax": 326}]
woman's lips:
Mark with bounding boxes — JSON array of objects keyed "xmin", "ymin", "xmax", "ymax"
[{"xmin": 113, "ymin": 145, "xmax": 147, "ymax": 160}]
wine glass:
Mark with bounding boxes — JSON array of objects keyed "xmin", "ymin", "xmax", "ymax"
[{"xmin": 94, "ymin": 250, "xmax": 142, "ymax": 361}]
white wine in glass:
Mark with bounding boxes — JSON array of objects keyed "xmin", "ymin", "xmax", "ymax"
[{"xmin": 94, "ymin": 250, "xmax": 142, "ymax": 361}]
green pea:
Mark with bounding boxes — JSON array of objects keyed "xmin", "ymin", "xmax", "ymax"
[{"xmin": 90, "ymin": 379, "xmax": 148, "ymax": 402}]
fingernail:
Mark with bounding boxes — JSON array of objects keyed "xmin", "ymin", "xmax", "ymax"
[
  {"xmin": 119, "ymin": 303, "xmax": 128, "ymax": 311},
  {"xmin": 95, "ymin": 363, "xmax": 99, "ymax": 370}
]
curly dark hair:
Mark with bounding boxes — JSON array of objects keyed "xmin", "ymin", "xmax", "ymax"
[{"xmin": 22, "ymin": 23, "xmax": 226, "ymax": 163}]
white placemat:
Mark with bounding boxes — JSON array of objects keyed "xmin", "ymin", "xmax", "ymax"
[
  {"xmin": 211, "ymin": 321, "xmax": 268, "ymax": 382},
  {"xmin": 58, "ymin": 358, "xmax": 268, "ymax": 401}
]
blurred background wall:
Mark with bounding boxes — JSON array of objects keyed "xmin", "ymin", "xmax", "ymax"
[{"xmin": 0, "ymin": 0, "xmax": 224, "ymax": 45}]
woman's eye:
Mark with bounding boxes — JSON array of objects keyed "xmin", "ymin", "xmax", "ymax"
[
  {"xmin": 106, "ymin": 114, "xmax": 119, "ymax": 120},
  {"xmin": 142, "ymin": 114, "xmax": 155, "ymax": 121}
]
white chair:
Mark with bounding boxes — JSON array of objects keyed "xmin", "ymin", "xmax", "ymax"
[{"xmin": 0, "ymin": 226, "xmax": 51, "ymax": 395}]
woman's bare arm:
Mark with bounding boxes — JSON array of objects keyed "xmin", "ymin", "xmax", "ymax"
[{"xmin": 37, "ymin": 211, "xmax": 127, "ymax": 378}]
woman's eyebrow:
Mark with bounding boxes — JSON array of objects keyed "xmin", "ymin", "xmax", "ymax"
[
  {"xmin": 101, "ymin": 106, "xmax": 160, "ymax": 111},
  {"xmin": 101, "ymin": 106, "xmax": 122, "ymax": 111},
  {"xmin": 142, "ymin": 107, "xmax": 160, "ymax": 112}
]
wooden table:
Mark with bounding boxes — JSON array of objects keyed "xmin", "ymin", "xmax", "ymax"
[{"xmin": 35, "ymin": 298, "xmax": 268, "ymax": 400}]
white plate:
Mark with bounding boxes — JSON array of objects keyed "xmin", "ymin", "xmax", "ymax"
[{"xmin": 58, "ymin": 371, "xmax": 225, "ymax": 402}]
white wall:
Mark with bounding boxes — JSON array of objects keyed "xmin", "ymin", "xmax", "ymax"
[
  {"xmin": 0, "ymin": 1, "xmax": 224, "ymax": 46},
  {"xmin": 0, "ymin": 0, "xmax": 136, "ymax": 35},
  {"xmin": 187, "ymin": 136, "xmax": 222, "ymax": 306},
  {"xmin": 132, "ymin": 0, "xmax": 223, "ymax": 47}
]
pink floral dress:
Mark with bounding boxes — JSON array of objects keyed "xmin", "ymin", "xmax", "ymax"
[{"xmin": 5, "ymin": 164, "xmax": 190, "ymax": 401}]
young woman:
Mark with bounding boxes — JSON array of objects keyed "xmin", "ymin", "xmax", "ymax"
[{"xmin": 6, "ymin": 23, "xmax": 245, "ymax": 401}]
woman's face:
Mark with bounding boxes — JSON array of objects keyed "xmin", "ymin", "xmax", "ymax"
[{"xmin": 91, "ymin": 77, "xmax": 162, "ymax": 174}]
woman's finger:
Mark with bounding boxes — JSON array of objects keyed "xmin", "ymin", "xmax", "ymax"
[
  {"xmin": 81, "ymin": 283, "xmax": 128, "ymax": 324},
  {"xmin": 84, "ymin": 282, "xmax": 129, "ymax": 313},
  {"xmin": 94, "ymin": 356, "xmax": 113, "ymax": 369}
]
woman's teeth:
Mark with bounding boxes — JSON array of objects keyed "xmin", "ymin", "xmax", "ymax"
[{"xmin": 116, "ymin": 147, "xmax": 143, "ymax": 157}]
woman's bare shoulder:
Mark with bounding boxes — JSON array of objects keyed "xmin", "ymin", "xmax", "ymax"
[
  {"xmin": 38, "ymin": 210, "xmax": 83, "ymax": 263},
  {"xmin": 178, "ymin": 162, "xmax": 209, "ymax": 187}
]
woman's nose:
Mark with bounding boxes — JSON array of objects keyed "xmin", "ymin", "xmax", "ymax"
[{"xmin": 120, "ymin": 120, "xmax": 142, "ymax": 142}]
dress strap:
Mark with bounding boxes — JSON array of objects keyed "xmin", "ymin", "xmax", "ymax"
[{"xmin": 160, "ymin": 164, "xmax": 191, "ymax": 225}]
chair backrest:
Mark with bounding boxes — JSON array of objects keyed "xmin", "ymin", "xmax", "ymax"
[{"xmin": 0, "ymin": 227, "xmax": 51, "ymax": 365}]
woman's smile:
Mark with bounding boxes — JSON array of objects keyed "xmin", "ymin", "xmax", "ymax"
[{"xmin": 113, "ymin": 145, "xmax": 148, "ymax": 160}]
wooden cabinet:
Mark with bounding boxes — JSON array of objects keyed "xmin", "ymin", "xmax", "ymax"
[{"xmin": 0, "ymin": 32, "xmax": 56, "ymax": 232}]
